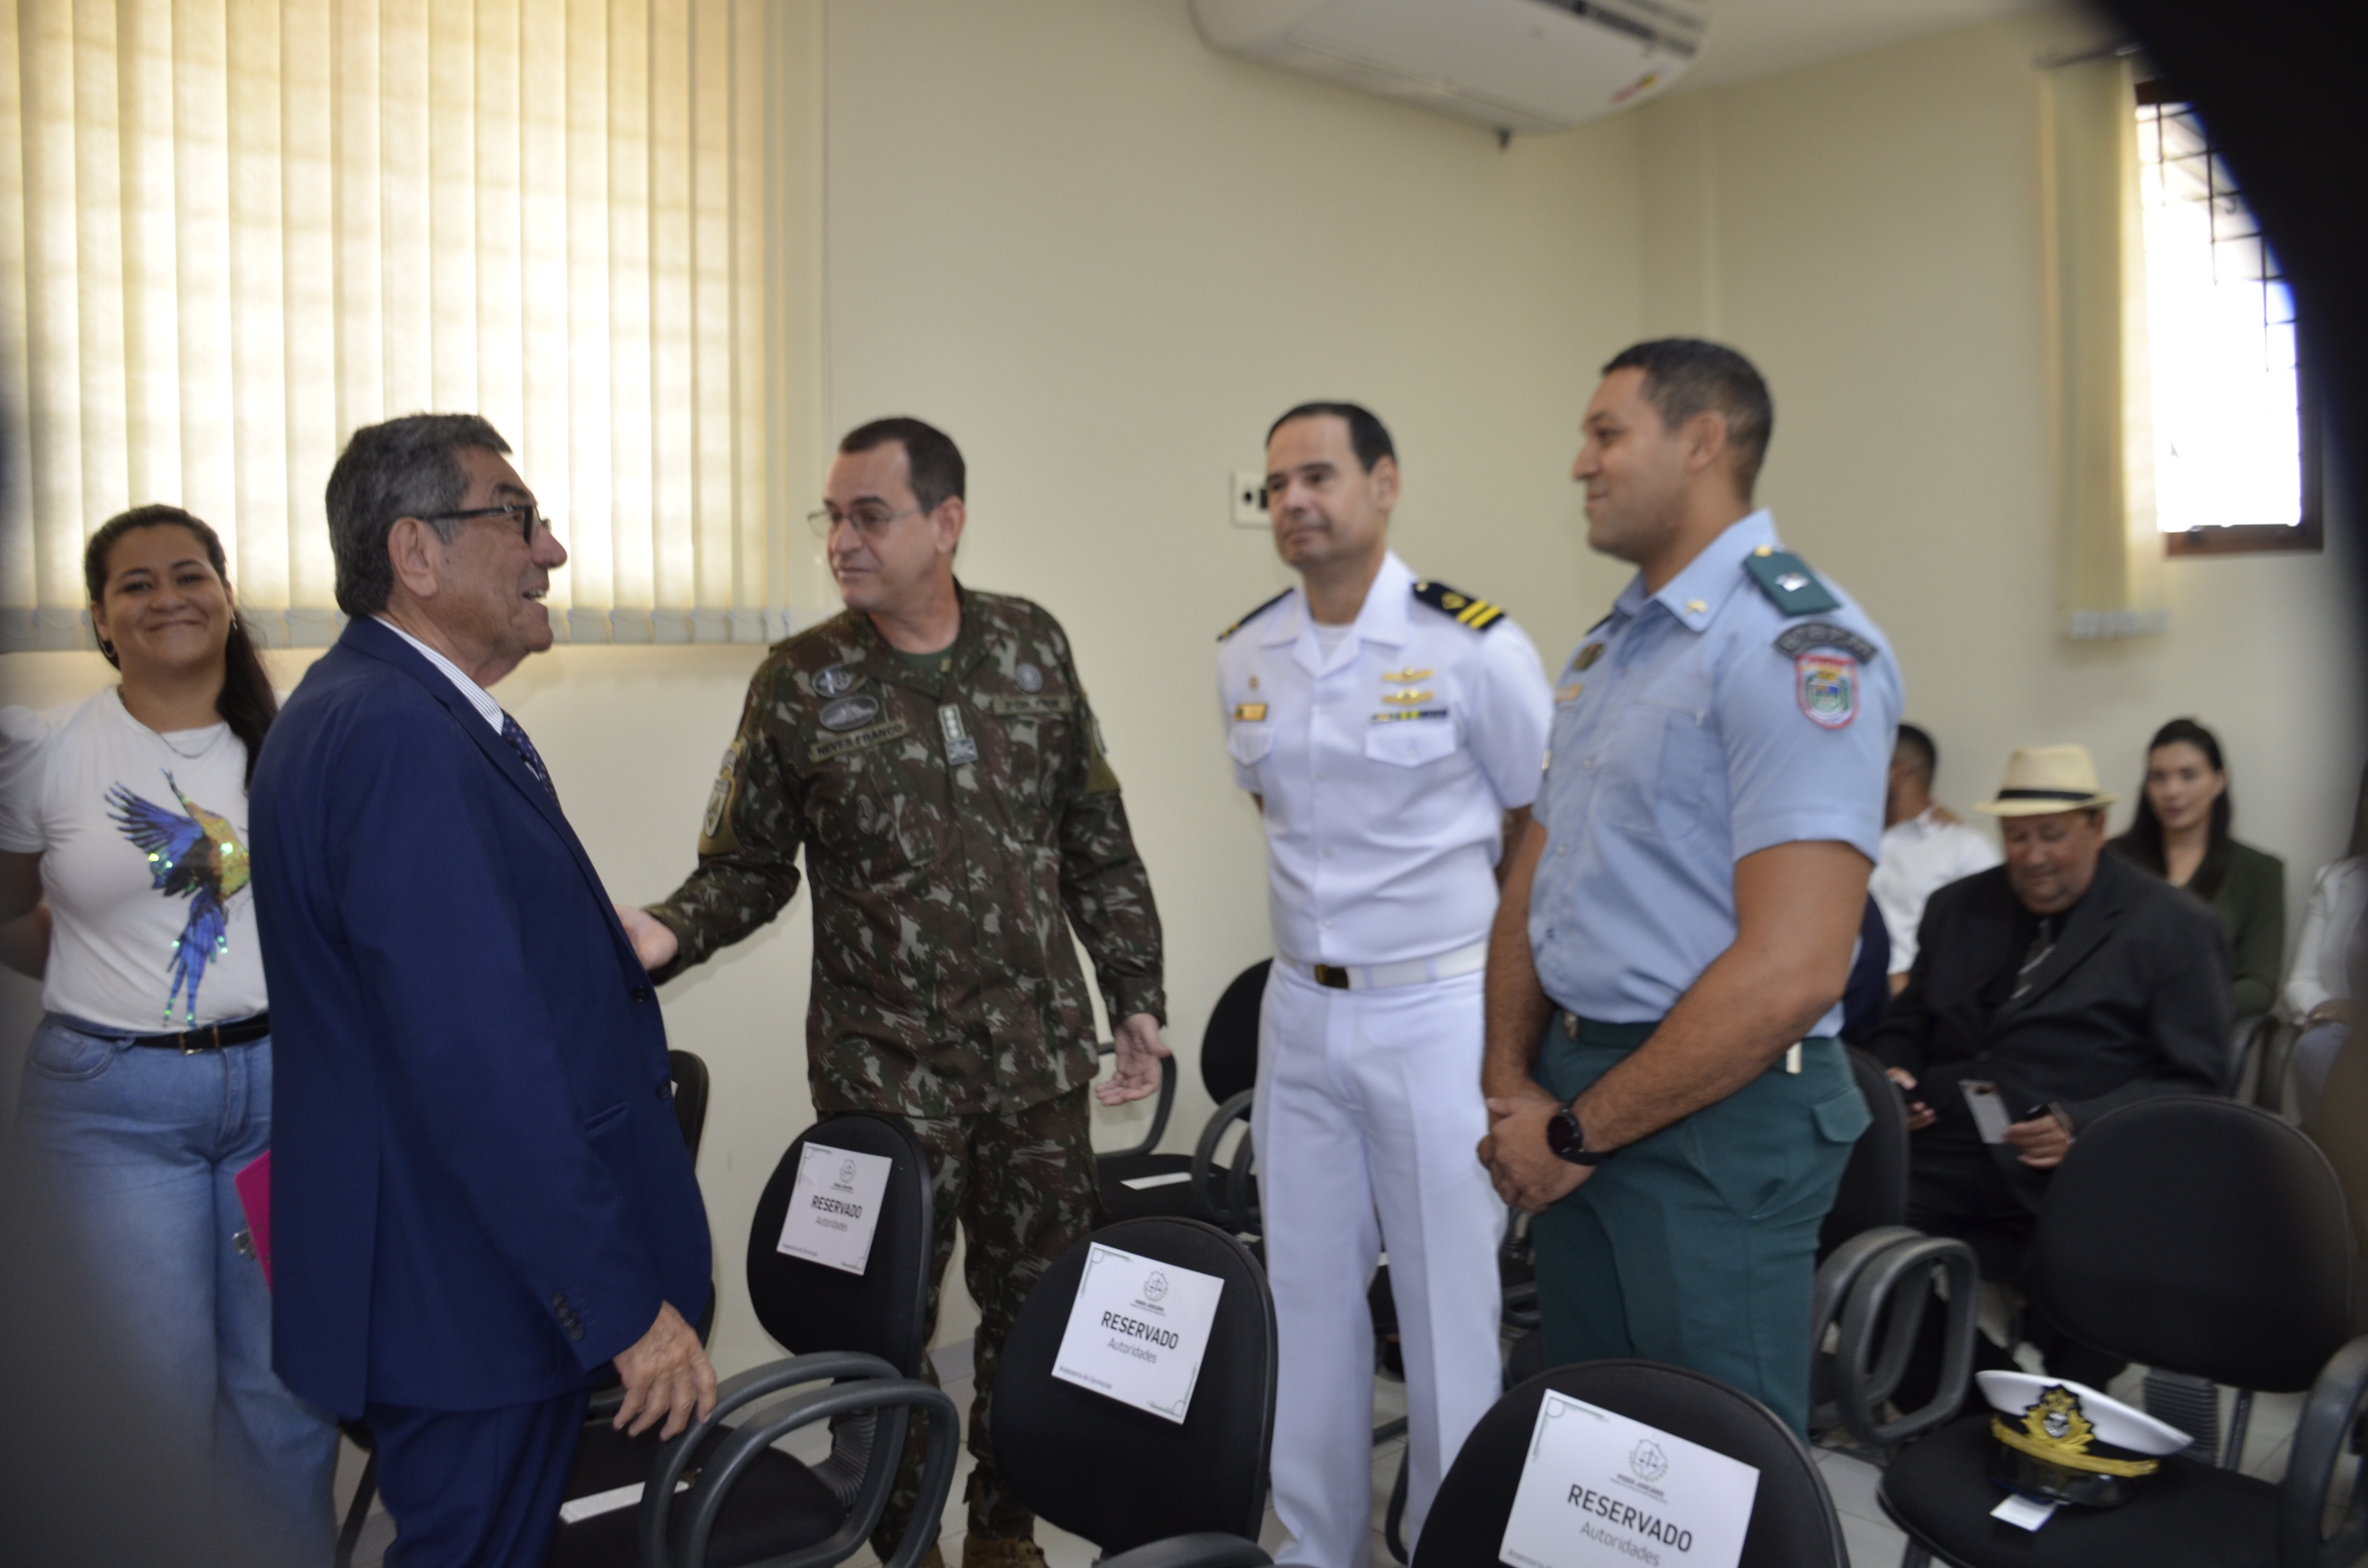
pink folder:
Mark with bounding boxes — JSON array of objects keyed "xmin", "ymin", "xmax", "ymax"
[{"xmin": 234, "ymin": 1150, "xmax": 273, "ymax": 1289}]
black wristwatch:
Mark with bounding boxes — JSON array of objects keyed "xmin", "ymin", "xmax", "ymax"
[{"xmin": 1545, "ymin": 1102, "xmax": 1607, "ymax": 1166}]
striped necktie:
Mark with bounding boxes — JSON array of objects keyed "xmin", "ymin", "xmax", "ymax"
[
  {"xmin": 2010, "ymin": 916, "xmax": 2056, "ymax": 1001},
  {"xmin": 501, "ymin": 713, "xmax": 556, "ymax": 798}
]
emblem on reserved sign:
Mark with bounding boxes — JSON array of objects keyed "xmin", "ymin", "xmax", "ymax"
[
  {"xmin": 1050, "ymin": 1242, "xmax": 1224, "ymax": 1425},
  {"xmin": 777, "ymin": 1141, "xmax": 894, "ymax": 1276},
  {"xmin": 1498, "ymin": 1391, "xmax": 1760, "ymax": 1568}
]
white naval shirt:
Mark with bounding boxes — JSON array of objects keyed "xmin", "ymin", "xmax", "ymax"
[
  {"xmin": 1870, "ymin": 804, "xmax": 2002, "ymax": 973},
  {"xmin": 1217, "ymin": 551, "xmax": 1552, "ymax": 968}
]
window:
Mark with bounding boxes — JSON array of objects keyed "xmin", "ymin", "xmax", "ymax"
[
  {"xmin": 2134, "ymin": 83, "xmax": 2321, "ymax": 554},
  {"xmin": 1, "ymin": 0, "xmax": 796, "ymax": 650}
]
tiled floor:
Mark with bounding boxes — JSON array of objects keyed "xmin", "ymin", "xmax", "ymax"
[{"xmin": 333, "ymin": 1358, "xmax": 2318, "ymax": 1568}]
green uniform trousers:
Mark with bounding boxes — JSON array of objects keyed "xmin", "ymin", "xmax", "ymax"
[
  {"xmin": 1529, "ymin": 1014, "xmax": 1869, "ymax": 1434},
  {"xmin": 871, "ymin": 1084, "xmax": 1100, "ymax": 1555}
]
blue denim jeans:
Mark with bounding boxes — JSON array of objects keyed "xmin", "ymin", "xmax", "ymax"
[{"xmin": 15, "ymin": 1013, "xmax": 339, "ymax": 1563}]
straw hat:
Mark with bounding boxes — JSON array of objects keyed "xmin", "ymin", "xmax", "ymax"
[{"xmin": 1976, "ymin": 744, "xmax": 2118, "ymax": 817}]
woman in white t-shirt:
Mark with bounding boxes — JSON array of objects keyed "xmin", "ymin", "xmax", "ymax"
[{"xmin": 0, "ymin": 505, "xmax": 336, "ymax": 1558}]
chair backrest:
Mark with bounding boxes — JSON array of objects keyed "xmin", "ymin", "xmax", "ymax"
[
  {"xmin": 1200, "ymin": 961, "xmax": 1269, "ymax": 1104},
  {"xmin": 744, "ymin": 1113, "xmax": 935, "ymax": 1375},
  {"xmin": 1414, "ymin": 1360, "xmax": 1846, "ymax": 1568},
  {"xmin": 668, "ymin": 1049, "xmax": 711, "ymax": 1162},
  {"xmin": 994, "ymin": 1217, "xmax": 1275, "ymax": 1552},
  {"xmin": 1816, "ymin": 1047, "xmax": 1909, "ymax": 1257},
  {"xmin": 2035, "ymin": 1095, "xmax": 2355, "ymax": 1391}
]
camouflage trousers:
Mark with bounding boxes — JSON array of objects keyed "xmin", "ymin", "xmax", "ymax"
[{"xmin": 872, "ymin": 1083, "xmax": 1099, "ymax": 1556}]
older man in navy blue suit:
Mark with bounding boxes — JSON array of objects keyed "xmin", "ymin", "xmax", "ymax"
[{"xmin": 253, "ymin": 414, "xmax": 714, "ymax": 1567}]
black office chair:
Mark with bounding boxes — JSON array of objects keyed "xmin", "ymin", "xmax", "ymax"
[
  {"xmin": 547, "ymin": 1113, "xmax": 957, "ymax": 1568},
  {"xmin": 1412, "ymin": 1360, "xmax": 1849, "ymax": 1568},
  {"xmin": 1807, "ymin": 1046, "xmax": 1978, "ymax": 1453},
  {"xmin": 994, "ymin": 1216, "xmax": 1277, "ymax": 1568},
  {"xmin": 1880, "ymin": 1096, "xmax": 2368, "ymax": 1568},
  {"xmin": 333, "ymin": 1049, "xmax": 719, "ymax": 1568},
  {"xmin": 1098, "ymin": 959, "xmax": 1268, "ymax": 1227}
]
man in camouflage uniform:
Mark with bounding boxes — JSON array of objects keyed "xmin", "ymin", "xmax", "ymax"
[{"xmin": 619, "ymin": 416, "xmax": 1168, "ymax": 1568}]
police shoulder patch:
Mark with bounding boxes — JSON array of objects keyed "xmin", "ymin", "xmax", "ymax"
[
  {"xmin": 1411, "ymin": 579, "xmax": 1507, "ymax": 632},
  {"xmin": 1218, "ymin": 590, "xmax": 1292, "ymax": 643},
  {"xmin": 1741, "ymin": 548, "xmax": 1843, "ymax": 617},
  {"xmin": 1772, "ymin": 621, "xmax": 1881, "ymax": 663}
]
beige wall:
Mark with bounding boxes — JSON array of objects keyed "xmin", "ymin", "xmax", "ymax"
[
  {"xmin": 1636, "ymin": 9, "xmax": 2362, "ymax": 915},
  {"xmin": 7, "ymin": 1, "xmax": 2355, "ymax": 1384}
]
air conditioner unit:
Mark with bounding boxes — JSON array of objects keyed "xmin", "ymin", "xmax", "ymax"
[{"xmin": 1191, "ymin": 0, "xmax": 1709, "ymax": 135}]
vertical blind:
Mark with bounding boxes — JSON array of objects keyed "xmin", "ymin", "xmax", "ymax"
[{"xmin": 0, "ymin": 0, "xmax": 792, "ymax": 650}]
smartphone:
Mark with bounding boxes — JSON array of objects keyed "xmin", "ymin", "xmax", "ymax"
[{"xmin": 1960, "ymin": 1079, "xmax": 2015, "ymax": 1144}]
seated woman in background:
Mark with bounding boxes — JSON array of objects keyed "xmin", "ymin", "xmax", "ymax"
[
  {"xmin": 2282, "ymin": 764, "xmax": 2368, "ymax": 1117},
  {"xmin": 2109, "ymin": 717, "xmax": 2285, "ymax": 1019},
  {"xmin": 0, "ymin": 506, "xmax": 336, "ymax": 1561}
]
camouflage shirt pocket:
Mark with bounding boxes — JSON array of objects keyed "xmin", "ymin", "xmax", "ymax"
[{"xmin": 805, "ymin": 748, "xmax": 944, "ymax": 878}]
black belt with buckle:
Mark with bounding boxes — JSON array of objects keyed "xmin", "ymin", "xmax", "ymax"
[
  {"xmin": 1312, "ymin": 965, "xmax": 1352, "ymax": 990},
  {"xmin": 126, "ymin": 1012, "xmax": 272, "ymax": 1053}
]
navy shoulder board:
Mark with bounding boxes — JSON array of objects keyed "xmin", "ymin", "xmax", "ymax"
[
  {"xmin": 1218, "ymin": 590, "xmax": 1292, "ymax": 644},
  {"xmin": 1411, "ymin": 579, "xmax": 1507, "ymax": 632},
  {"xmin": 1740, "ymin": 548, "xmax": 1842, "ymax": 617}
]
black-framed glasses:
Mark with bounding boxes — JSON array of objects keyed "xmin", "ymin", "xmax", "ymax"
[
  {"xmin": 422, "ymin": 502, "xmax": 554, "ymax": 543},
  {"xmin": 806, "ymin": 504, "xmax": 921, "ymax": 540}
]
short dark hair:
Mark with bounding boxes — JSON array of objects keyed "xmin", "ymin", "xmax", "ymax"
[
  {"xmin": 324, "ymin": 413, "xmax": 512, "ymax": 616},
  {"xmin": 1601, "ymin": 338, "xmax": 1774, "ymax": 497},
  {"xmin": 839, "ymin": 417, "xmax": 966, "ymax": 513},
  {"xmin": 1894, "ymin": 723, "xmax": 1937, "ymax": 780},
  {"xmin": 84, "ymin": 505, "xmax": 278, "ymax": 784},
  {"xmin": 1267, "ymin": 403, "xmax": 1395, "ymax": 474}
]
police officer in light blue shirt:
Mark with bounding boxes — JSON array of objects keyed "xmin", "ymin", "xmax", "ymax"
[{"xmin": 1476, "ymin": 339, "xmax": 1899, "ymax": 1434}]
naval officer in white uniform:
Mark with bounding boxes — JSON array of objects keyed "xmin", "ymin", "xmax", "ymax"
[{"xmin": 1218, "ymin": 403, "xmax": 1552, "ymax": 1567}]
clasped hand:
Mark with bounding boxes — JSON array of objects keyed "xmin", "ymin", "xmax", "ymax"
[{"xmin": 1477, "ymin": 1090, "xmax": 1591, "ymax": 1214}]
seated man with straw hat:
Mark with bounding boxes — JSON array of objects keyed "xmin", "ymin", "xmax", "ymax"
[{"xmin": 1871, "ymin": 745, "xmax": 2232, "ymax": 1378}]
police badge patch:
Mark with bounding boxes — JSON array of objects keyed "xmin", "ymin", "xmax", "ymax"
[{"xmin": 1795, "ymin": 652, "xmax": 1858, "ymax": 728}]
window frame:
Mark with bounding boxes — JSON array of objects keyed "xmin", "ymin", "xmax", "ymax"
[{"xmin": 2134, "ymin": 78, "xmax": 2324, "ymax": 558}]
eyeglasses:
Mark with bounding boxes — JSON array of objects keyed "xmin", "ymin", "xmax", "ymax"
[
  {"xmin": 806, "ymin": 504, "xmax": 921, "ymax": 541},
  {"xmin": 422, "ymin": 502, "xmax": 554, "ymax": 544}
]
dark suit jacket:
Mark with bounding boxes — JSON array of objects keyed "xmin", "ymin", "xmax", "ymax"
[
  {"xmin": 1871, "ymin": 852, "xmax": 2232, "ymax": 1206},
  {"xmin": 253, "ymin": 618, "xmax": 711, "ymax": 1417}
]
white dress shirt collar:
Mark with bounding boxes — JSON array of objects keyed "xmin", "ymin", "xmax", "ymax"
[{"xmin": 376, "ymin": 617, "xmax": 505, "ymax": 732}]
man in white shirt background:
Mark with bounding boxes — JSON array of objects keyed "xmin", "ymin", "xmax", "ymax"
[{"xmin": 1872, "ymin": 723, "xmax": 2002, "ymax": 993}]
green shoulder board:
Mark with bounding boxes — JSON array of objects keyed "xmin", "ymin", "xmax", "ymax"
[
  {"xmin": 1218, "ymin": 590, "xmax": 1291, "ymax": 643},
  {"xmin": 1740, "ymin": 547, "xmax": 1842, "ymax": 616},
  {"xmin": 1411, "ymin": 579, "xmax": 1507, "ymax": 632}
]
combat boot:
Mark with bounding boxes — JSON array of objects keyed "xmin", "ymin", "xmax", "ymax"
[{"xmin": 962, "ymin": 1533, "xmax": 1048, "ymax": 1568}]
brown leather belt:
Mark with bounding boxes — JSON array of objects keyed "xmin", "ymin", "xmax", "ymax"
[{"xmin": 126, "ymin": 1013, "xmax": 272, "ymax": 1053}]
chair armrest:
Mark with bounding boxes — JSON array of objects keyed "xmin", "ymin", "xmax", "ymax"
[
  {"xmin": 1833, "ymin": 1234, "xmax": 1980, "ymax": 1451},
  {"xmin": 2280, "ymin": 1335, "xmax": 2368, "ymax": 1568},
  {"xmin": 1097, "ymin": 1532, "xmax": 1274, "ymax": 1568},
  {"xmin": 635, "ymin": 1351, "xmax": 901, "ymax": 1567},
  {"xmin": 1811, "ymin": 1226, "xmax": 1923, "ymax": 1345},
  {"xmin": 1098, "ymin": 1041, "xmax": 1179, "ymax": 1160},
  {"xmin": 1194, "ymin": 1090, "xmax": 1256, "ymax": 1230}
]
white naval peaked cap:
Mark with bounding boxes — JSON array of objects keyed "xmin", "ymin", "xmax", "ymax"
[{"xmin": 1976, "ymin": 1371, "xmax": 2192, "ymax": 1457}]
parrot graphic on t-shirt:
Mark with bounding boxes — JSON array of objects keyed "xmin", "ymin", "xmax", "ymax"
[{"xmin": 108, "ymin": 772, "xmax": 250, "ymax": 1025}]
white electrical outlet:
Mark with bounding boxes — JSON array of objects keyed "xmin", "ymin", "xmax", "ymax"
[{"xmin": 1231, "ymin": 471, "xmax": 1270, "ymax": 528}]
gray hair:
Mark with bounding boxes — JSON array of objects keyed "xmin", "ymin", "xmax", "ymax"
[{"xmin": 325, "ymin": 413, "xmax": 512, "ymax": 616}]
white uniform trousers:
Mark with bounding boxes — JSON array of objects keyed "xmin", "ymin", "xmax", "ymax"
[{"xmin": 1253, "ymin": 964, "xmax": 1508, "ymax": 1568}]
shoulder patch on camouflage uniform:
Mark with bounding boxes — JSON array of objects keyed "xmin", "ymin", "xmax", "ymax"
[
  {"xmin": 1411, "ymin": 579, "xmax": 1507, "ymax": 632},
  {"xmin": 1773, "ymin": 621, "xmax": 1881, "ymax": 663},
  {"xmin": 698, "ymin": 740, "xmax": 744, "ymax": 855},
  {"xmin": 1740, "ymin": 548, "xmax": 1843, "ymax": 616},
  {"xmin": 1218, "ymin": 590, "xmax": 1291, "ymax": 644}
]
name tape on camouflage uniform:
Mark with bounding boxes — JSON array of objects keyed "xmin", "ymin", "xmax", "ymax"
[
  {"xmin": 809, "ymin": 719, "xmax": 910, "ymax": 762},
  {"xmin": 992, "ymin": 695, "xmax": 1075, "ymax": 718}
]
